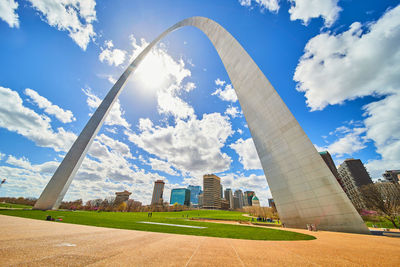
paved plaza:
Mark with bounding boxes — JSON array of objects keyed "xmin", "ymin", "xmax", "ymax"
[{"xmin": 0, "ymin": 215, "xmax": 399, "ymax": 266}]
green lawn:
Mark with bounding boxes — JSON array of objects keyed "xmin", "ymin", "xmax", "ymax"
[
  {"xmin": 0, "ymin": 209, "xmax": 315, "ymax": 241},
  {"xmin": 0, "ymin": 203, "xmax": 33, "ymax": 209},
  {"xmin": 365, "ymin": 219, "xmax": 398, "ymax": 229}
]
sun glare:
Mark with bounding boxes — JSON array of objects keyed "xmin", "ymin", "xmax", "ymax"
[{"xmin": 135, "ymin": 51, "xmax": 170, "ymax": 92}]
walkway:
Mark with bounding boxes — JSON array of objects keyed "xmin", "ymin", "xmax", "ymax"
[{"xmin": 0, "ymin": 215, "xmax": 399, "ymax": 266}]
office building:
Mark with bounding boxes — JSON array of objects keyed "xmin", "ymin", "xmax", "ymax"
[
  {"xmin": 252, "ymin": 195, "xmax": 260, "ymax": 206},
  {"xmin": 221, "ymin": 198, "xmax": 230, "ymax": 210},
  {"xmin": 220, "ymin": 184, "xmax": 223, "ymax": 198},
  {"xmin": 234, "ymin": 190, "xmax": 244, "ymax": 209},
  {"xmin": 203, "ymin": 174, "xmax": 221, "ymax": 209},
  {"xmin": 151, "ymin": 180, "xmax": 165, "ymax": 205},
  {"xmin": 115, "ymin": 190, "xmax": 131, "ymax": 205},
  {"xmin": 338, "ymin": 159, "xmax": 373, "ymax": 210},
  {"xmin": 382, "ymin": 170, "xmax": 400, "ymax": 184},
  {"xmin": 233, "ymin": 196, "xmax": 240, "ymax": 209},
  {"xmin": 244, "ymin": 191, "xmax": 255, "ymax": 206},
  {"xmin": 319, "ymin": 151, "xmax": 346, "ymax": 192},
  {"xmin": 187, "ymin": 185, "xmax": 201, "ymax": 205},
  {"xmin": 198, "ymin": 193, "xmax": 203, "ymax": 208},
  {"xmin": 224, "ymin": 188, "xmax": 234, "ymax": 209},
  {"xmin": 170, "ymin": 188, "xmax": 191, "ymax": 206}
]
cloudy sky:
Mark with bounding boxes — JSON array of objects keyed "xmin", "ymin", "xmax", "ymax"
[{"xmin": 0, "ymin": 0, "xmax": 399, "ymax": 206}]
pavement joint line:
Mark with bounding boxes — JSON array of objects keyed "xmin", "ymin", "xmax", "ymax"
[
  {"xmin": 184, "ymin": 238, "xmax": 204, "ymax": 267},
  {"xmin": 228, "ymin": 241, "xmax": 245, "ymax": 267}
]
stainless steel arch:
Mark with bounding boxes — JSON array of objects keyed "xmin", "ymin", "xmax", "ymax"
[{"xmin": 34, "ymin": 17, "xmax": 369, "ymax": 234}]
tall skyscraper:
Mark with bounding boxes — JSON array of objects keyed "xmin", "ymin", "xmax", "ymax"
[
  {"xmin": 151, "ymin": 180, "xmax": 165, "ymax": 205},
  {"xmin": 319, "ymin": 151, "xmax": 346, "ymax": 192},
  {"xmin": 203, "ymin": 174, "xmax": 221, "ymax": 209},
  {"xmin": 234, "ymin": 189, "xmax": 244, "ymax": 209},
  {"xmin": 220, "ymin": 184, "xmax": 223, "ymax": 198},
  {"xmin": 187, "ymin": 185, "xmax": 201, "ymax": 205},
  {"xmin": 338, "ymin": 159, "xmax": 373, "ymax": 210},
  {"xmin": 244, "ymin": 191, "xmax": 255, "ymax": 206},
  {"xmin": 170, "ymin": 188, "xmax": 191, "ymax": 206},
  {"xmin": 224, "ymin": 188, "xmax": 234, "ymax": 209}
]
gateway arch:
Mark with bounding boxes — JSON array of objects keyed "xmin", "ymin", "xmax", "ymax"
[{"xmin": 34, "ymin": 17, "xmax": 369, "ymax": 234}]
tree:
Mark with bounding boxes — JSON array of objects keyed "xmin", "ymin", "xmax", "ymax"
[
  {"xmin": 117, "ymin": 202, "xmax": 127, "ymax": 212},
  {"xmin": 360, "ymin": 183, "xmax": 400, "ymax": 229}
]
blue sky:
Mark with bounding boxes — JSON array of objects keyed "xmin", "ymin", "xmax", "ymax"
[{"xmin": 0, "ymin": 0, "xmax": 399, "ymax": 206}]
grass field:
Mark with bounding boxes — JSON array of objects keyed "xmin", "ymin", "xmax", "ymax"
[
  {"xmin": 365, "ymin": 219, "xmax": 398, "ymax": 229},
  {"xmin": 0, "ymin": 203, "xmax": 33, "ymax": 209},
  {"xmin": 0, "ymin": 209, "xmax": 315, "ymax": 241}
]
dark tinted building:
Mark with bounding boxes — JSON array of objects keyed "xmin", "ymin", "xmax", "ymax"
[
  {"xmin": 170, "ymin": 188, "xmax": 191, "ymax": 206},
  {"xmin": 187, "ymin": 185, "xmax": 201, "ymax": 205},
  {"xmin": 244, "ymin": 191, "xmax": 255, "ymax": 206}
]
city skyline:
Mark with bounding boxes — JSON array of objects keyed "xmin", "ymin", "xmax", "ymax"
[{"xmin": 0, "ymin": 1, "xmax": 399, "ymax": 206}]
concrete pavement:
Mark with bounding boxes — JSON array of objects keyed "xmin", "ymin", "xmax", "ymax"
[{"xmin": 0, "ymin": 215, "xmax": 399, "ymax": 266}]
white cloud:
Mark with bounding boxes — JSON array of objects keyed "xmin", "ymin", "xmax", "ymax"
[
  {"xmin": 107, "ymin": 75, "xmax": 117, "ymax": 84},
  {"xmin": 0, "ymin": 85, "xmax": 168, "ymax": 204},
  {"xmin": 212, "ymin": 80, "xmax": 238, "ymax": 102},
  {"xmin": 215, "ymin": 78, "xmax": 225, "ymax": 87},
  {"xmin": 6, "ymin": 155, "xmax": 33, "ymax": 170},
  {"xmin": 0, "ymin": 0, "xmax": 19, "ymax": 28},
  {"xmin": 129, "ymin": 34, "xmax": 194, "ymax": 120},
  {"xmin": 184, "ymin": 82, "xmax": 196, "ymax": 92},
  {"xmin": 294, "ymin": 5, "xmax": 400, "ymax": 178},
  {"xmin": 1, "ymin": 150, "xmax": 167, "ymax": 205},
  {"xmin": 99, "ymin": 40, "xmax": 127, "ymax": 67},
  {"xmin": 6, "ymin": 155, "xmax": 59, "ymax": 174},
  {"xmin": 288, "ymin": 0, "xmax": 342, "ymax": 27},
  {"xmin": 225, "ymin": 105, "xmax": 242, "ymax": 118},
  {"xmin": 237, "ymin": 128, "xmax": 244, "ymax": 135},
  {"xmin": 0, "ymin": 152, "xmax": 4, "ymax": 160},
  {"xmin": 294, "ymin": 5, "xmax": 400, "ymax": 111},
  {"xmin": 24, "ymin": 88, "xmax": 75, "ymax": 123},
  {"xmin": 316, "ymin": 127, "xmax": 367, "ymax": 157},
  {"xmin": 364, "ymin": 92, "xmax": 400, "ymax": 178},
  {"xmin": 238, "ymin": 0, "xmax": 280, "ymax": 13},
  {"xmin": 0, "ymin": 86, "xmax": 76, "ymax": 152},
  {"xmin": 230, "ymin": 138, "xmax": 263, "ymax": 170},
  {"xmin": 27, "ymin": 0, "xmax": 97, "ymax": 50},
  {"xmin": 83, "ymin": 88, "xmax": 130, "ymax": 128},
  {"xmin": 0, "ymin": 164, "xmax": 52, "ymax": 198},
  {"xmin": 146, "ymin": 157, "xmax": 178, "ymax": 176},
  {"xmin": 126, "ymin": 113, "xmax": 233, "ymax": 176},
  {"xmin": 157, "ymin": 88, "xmax": 195, "ymax": 119}
]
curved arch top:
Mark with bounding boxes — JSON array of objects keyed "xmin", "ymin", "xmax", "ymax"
[{"xmin": 34, "ymin": 17, "xmax": 369, "ymax": 234}]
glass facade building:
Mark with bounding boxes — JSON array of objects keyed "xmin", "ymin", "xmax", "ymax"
[
  {"xmin": 170, "ymin": 188, "xmax": 191, "ymax": 206},
  {"xmin": 187, "ymin": 185, "xmax": 201, "ymax": 205}
]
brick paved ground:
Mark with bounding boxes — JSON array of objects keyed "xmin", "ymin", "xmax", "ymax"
[{"xmin": 0, "ymin": 215, "xmax": 399, "ymax": 266}]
